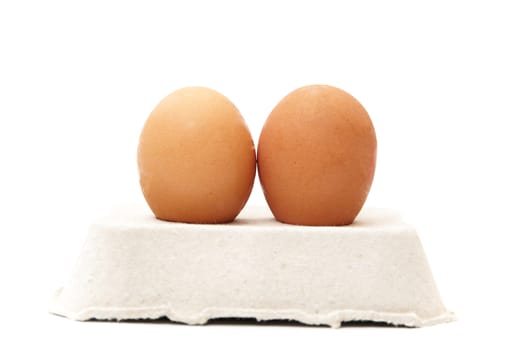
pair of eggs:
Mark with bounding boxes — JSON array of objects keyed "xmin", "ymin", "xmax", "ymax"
[{"xmin": 138, "ymin": 85, "xmax": 377, "ymax": 226}]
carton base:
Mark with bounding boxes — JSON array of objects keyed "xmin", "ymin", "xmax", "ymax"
[{"xmin": 50, "ymin": 206, "xmax": 455, "ymax": 328}]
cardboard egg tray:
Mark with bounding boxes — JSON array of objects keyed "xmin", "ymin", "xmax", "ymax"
[{"xmin": 50, "ymin": 205, "xmax": 454, "ymax": 328}]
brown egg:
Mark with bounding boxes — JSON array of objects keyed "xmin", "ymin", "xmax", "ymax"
[
  {"xmin": 257, "ymin": 85, "xmax": 377, "ymax": 226},
  {"xmin": 138, "ymin": 87, "xmax": 256, "ymax": 223}
]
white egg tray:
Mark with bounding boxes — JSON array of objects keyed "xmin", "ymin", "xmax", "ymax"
[{"xmin": 49, "ymin": 206, "xmax": 454, "ymax": 328}]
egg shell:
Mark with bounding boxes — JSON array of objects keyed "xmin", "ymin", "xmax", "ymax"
[
  {"xmin": 257, "ymin": 85, "xmax": 377, "ymax": 226},
  {"xmin": 138, "ymin": 87, "xmax": 256, "ymax": 223}
]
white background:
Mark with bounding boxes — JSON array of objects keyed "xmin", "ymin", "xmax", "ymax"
[{"xmin": 1, "ymin": 0, "xmax": 526, "ymax": 348}]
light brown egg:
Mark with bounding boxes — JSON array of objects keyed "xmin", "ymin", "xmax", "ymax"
[
  {"xmin": 138, "ymin": 87, "xmax": 256, "ymax": 223},
  {"xmin": 257, "ymin": 85, "xmax": 377, "ymax": 226}
]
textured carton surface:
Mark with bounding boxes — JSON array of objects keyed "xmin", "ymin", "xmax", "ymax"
[{"xmin": 50, "ymin": 206, "xmax": 454, "ymax": 328}]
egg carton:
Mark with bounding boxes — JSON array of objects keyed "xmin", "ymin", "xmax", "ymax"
[{"xmin": 49, "ymin": 205, "xmax": 454, "ymax": 328}]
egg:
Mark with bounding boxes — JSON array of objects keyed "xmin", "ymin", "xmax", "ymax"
[
  {"xmin": 138, "ymin": 87, "xmax": 256, "ymax": 223},
  {"xmin": 257, "ymin": 85, "xmax": 377, "ymax": 226}
]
